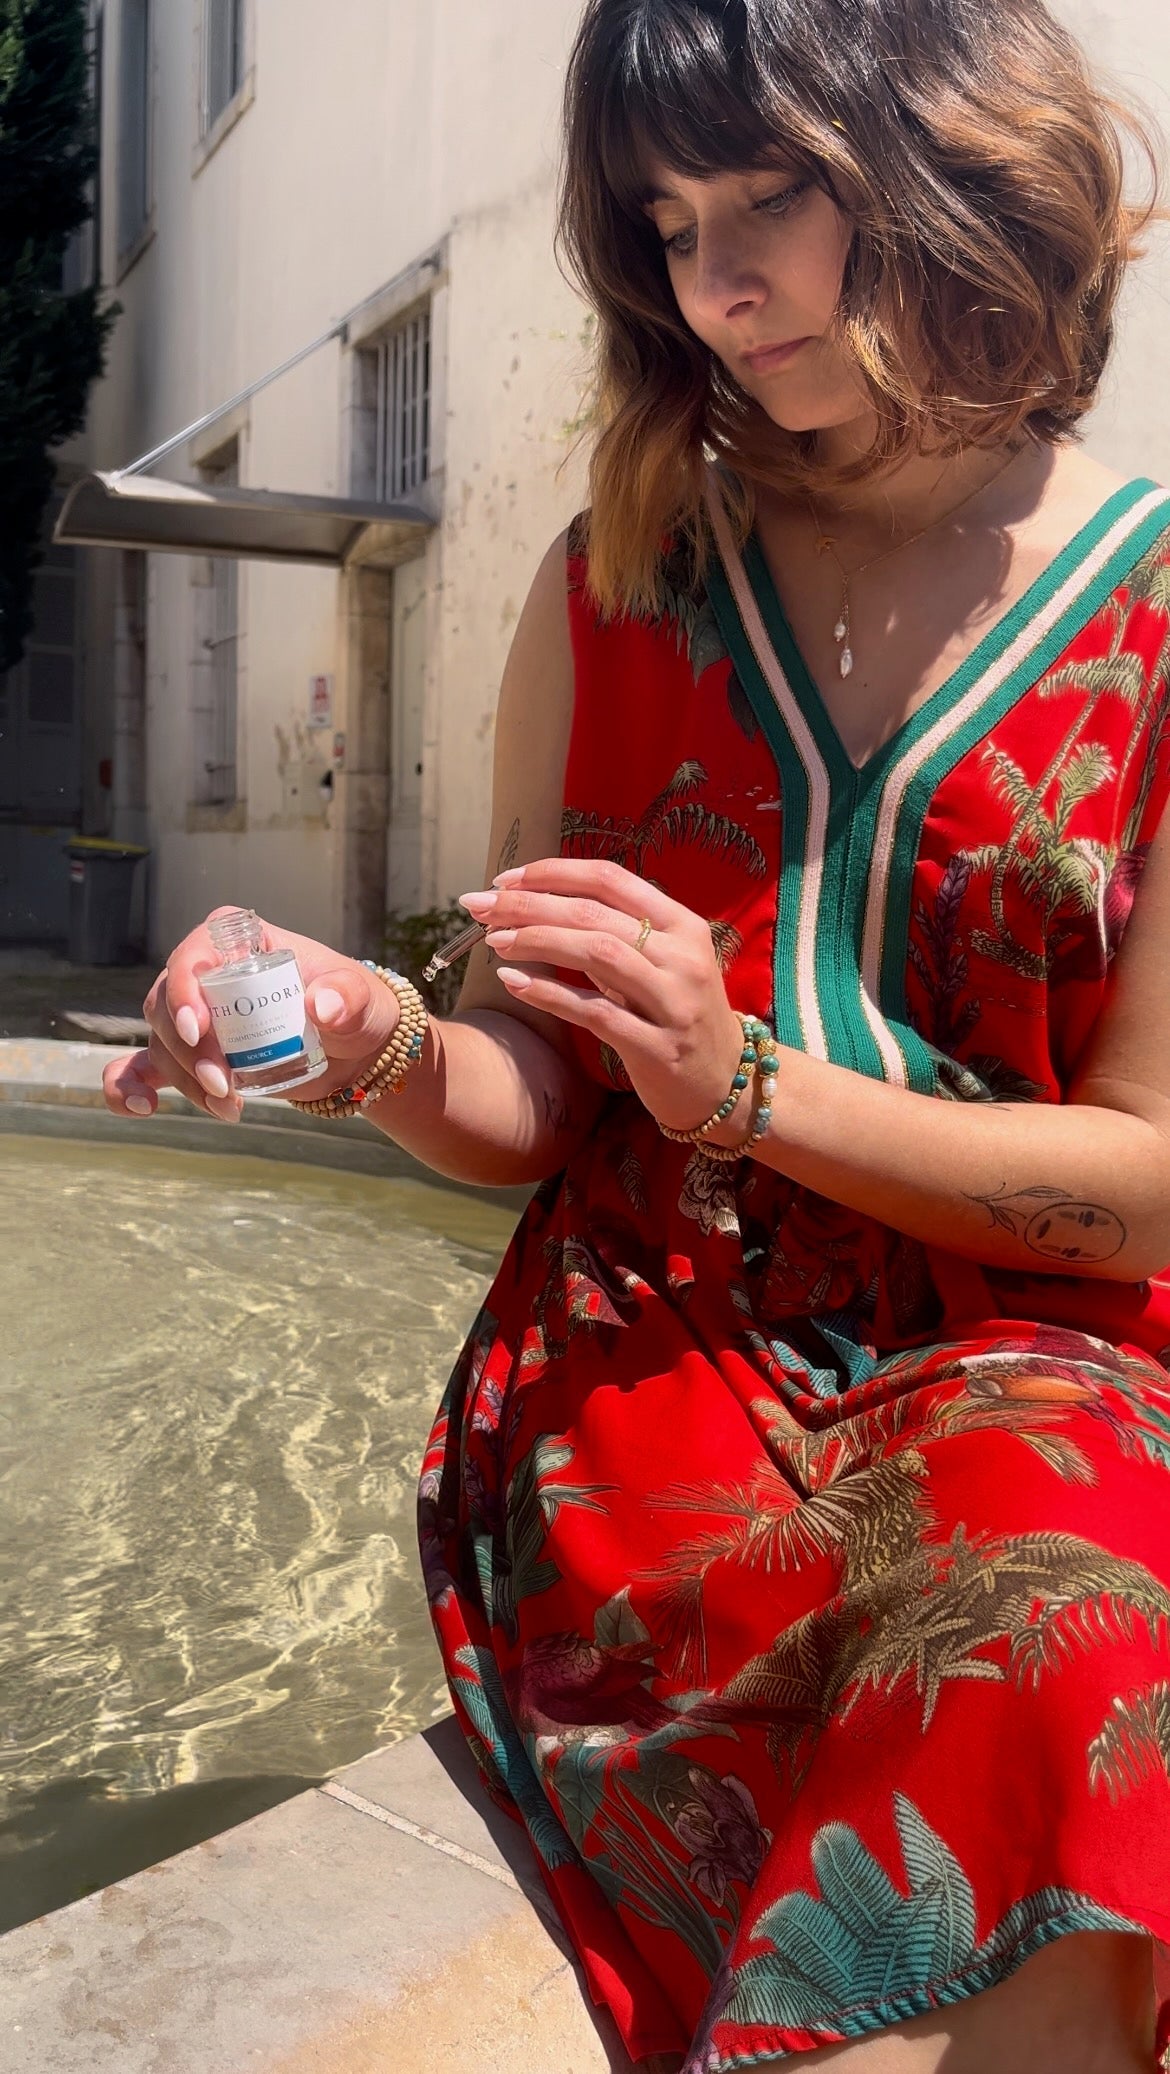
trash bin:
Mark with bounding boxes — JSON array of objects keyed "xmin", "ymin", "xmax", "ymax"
[{"xmin": 65, "ymin": 838, "xmax": 150, "ymax": 966}]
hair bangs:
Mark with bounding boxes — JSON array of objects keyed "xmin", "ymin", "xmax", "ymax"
[{"xmin": 594, "ymin": 1, "xmax": 808, "ymax": 220}]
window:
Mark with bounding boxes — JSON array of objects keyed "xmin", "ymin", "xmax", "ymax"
[
  {"xmin": 193, "ymin": 448, "xmax": 240, "ymax": 807},
  {"xmin": 203, "ymin": 0, "xmax": 245, "ymax": 133},
  {"xmin": 372, "ymin": 304, "xmax": 432, "ymax": 501},
  {"xmin": 117, "ymin": 0, "xmax": 151, "ymax": 256}
]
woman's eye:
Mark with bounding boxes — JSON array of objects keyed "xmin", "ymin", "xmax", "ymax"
[
  {"xmin": 756, "ymin": 178, "xmax": 811, "ymax": 218},
  {"xmin": 662, "ymin": 179, "xmax": 811, "ymax": 257}
]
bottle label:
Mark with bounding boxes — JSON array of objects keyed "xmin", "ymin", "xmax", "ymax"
[{"xmin": 206, "ymin": 968, "xmax": 311, "ymax": 1069}]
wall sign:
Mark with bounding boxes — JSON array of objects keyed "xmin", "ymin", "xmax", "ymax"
[{"xmin": 308, "ymin": 674, "xmax": 334, "ymax": 729}]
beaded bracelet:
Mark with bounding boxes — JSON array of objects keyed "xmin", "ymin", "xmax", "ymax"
[
  {"xmin": 657, "ymin": 1016, "xmax": 773, "ymax": 1145},
  {"xmin": 699, "ymin": 1029, "xmax": 780, "ymax": 1163},
  {"xmin": 288, "ymin": 964, "xmax": 429, "ymax": 1120}
]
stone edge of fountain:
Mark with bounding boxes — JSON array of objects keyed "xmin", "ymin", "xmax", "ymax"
[
  {"xmin": 0, "ymin": 1037, "xmax": 533, "ymax": 1212},
  {"xmin": 0, "ymin": 1717, "xmax": 635, "ymax": 2072},
  {"xmin": 0, "ymin": 1043, "xmax": 627, "ymax": 2069}
]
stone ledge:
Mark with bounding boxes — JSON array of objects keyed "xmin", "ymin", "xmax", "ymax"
[
  {"xmin": 0, "ymin": 1720, "xmax": 634, "ymax": 2073},
  {"xmin": 0, "ymin": 1040, "xmax": 533, "ymax": 1212}
]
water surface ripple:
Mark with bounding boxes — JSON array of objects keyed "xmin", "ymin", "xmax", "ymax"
[{"xmin": 0, "ymin": 1134, "xmax": 514, "ymax": 1928}]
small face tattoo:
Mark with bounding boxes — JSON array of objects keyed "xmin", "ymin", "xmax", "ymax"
[{"xmin": 1023, "ymin": 1202, "xmax": 1126, "ymax": 1264}]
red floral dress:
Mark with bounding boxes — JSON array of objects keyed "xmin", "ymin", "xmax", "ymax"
[{"xmin": 421, "ymin": 477, "xmax": 1170, "ymax": 2069}]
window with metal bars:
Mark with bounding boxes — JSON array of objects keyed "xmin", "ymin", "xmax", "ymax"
[
  {"xmin": 373, "ymin": 305, "xmax": 432, "ymax": 502},
  {"xmin": 203, "ymin": 0, "xmax": 245, "ymax": 133}
]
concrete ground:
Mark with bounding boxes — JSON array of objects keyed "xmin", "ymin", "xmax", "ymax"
[
  {"xmin": 0, "ymin": 946, "xmax": 156, "ymax": 1043},
  {"xmin": 0, "ymin": 1718, "xmax": 637, "ymax": 2073}
]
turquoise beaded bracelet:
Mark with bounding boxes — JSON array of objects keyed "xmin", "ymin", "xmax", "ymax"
[
  {"xmin": 699, "ymin": 1023, "xmax": 780, "ymax": 1163},
  {"xmin": 657, "ymin": 1015, "xmax": 777, "ymax": 1152}
]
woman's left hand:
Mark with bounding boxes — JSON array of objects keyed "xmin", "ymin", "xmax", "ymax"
[{"xmin": 459, "ymin": 857, "xmax": 746, "ymax": 1134}]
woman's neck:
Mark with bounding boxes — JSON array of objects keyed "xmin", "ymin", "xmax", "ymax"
[{"xmin": 786, "ymin": 418, "xmax": 1039, "ymax": 546}]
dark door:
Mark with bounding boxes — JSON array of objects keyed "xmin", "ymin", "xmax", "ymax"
[{"xmin": 0, "ymin": 518, "xmax": 85, "ymax": 941}]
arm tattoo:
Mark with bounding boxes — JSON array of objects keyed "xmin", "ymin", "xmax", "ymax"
[
  {"xmin": 544, "ymin": 1090, "xmax": 575, "ymax": 1139},
  {"xmin": 964, "ymin": 1183, "xmax": 1126, "ymax": 1263}
]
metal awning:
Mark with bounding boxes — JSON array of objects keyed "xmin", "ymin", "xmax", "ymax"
[{"xmin": 55, "ymin": 470, "xmax": 435, "ymax": 568}]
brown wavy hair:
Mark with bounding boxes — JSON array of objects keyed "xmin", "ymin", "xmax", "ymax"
[{"xmin": 558, "ymin": 0, "xmax": 1161, "ymax": 611}]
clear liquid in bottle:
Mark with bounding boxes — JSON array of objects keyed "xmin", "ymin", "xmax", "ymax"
[{"xmin": 198, "ymin": 909, "xmax": 326, "ymax": 1095}]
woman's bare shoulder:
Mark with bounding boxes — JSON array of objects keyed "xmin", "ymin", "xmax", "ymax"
[{"xmin": 1038, "ymin": 444, "xmax": 1151, "ymax": 533}]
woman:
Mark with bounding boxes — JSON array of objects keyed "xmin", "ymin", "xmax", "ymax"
[{"xmin": 107, "ymin": 0, "xmax": 1170, "ymax": 2065}]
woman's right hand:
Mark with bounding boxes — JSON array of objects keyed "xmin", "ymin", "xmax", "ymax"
[{"xmin": 101, "ymin": 907, "xmax": 403, "ymax": 1123}]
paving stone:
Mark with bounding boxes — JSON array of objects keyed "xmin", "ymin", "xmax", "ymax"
[
  {"xmin": 334, "ymin": 1717, "xmax": 561, "ymax": 1922},
  {"xmin": 0, "ymin": 1782, "xmax": 633, "ymax": 2074}
]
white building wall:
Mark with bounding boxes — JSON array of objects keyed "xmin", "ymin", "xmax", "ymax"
[
  {"xmin": 77, "ymin": 0, "xmax": 1170, "ymax": 960},
  {"xmin": 1055, "ymin": 0, "xmax": 1170, "ymax": 487},
  {"xmin": 85, "ymin": 0, "xmax": 590, "ymax": 958}
]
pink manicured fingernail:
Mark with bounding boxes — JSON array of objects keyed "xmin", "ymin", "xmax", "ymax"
[
  {"xmin": 195, "ymin": 1060, "xmax": 230, "ymax": 1099},
  {"xmin": 208, "ymin": 1094, "xmax": 242, "ymax": 1123},
  {"xmin": 460, "ymin": 891, "xmax": 498, "ymax": 916},
  {"xmin": 314, "ymin": 988, "xmax": 345, "ymax": 1026},
  {"xmin": 125, "ymin": 1094, "xmax": 153, "ymax": 1118},
  {"xmin": 493, "ymin": 869, "xmax": 526, "ymax": 888},
  {"xmin": 485, "ymin": 929, "xmax": 516, "ymax": 951},
  {"xmin": 495, "ymin": 966, "xmax": 532, "ymax": 992},
  {"xmin": 176, "ymin": 1006, "xmax": 200, "ymax": 1047}
]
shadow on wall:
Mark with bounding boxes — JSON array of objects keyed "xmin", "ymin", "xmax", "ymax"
[{"xmin": 0, "ymin": 1768, "xmax": 322, "ymax": 1934}]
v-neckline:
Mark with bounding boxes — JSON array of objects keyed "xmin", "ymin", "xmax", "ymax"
[{"xmin": 738, "ymin": 475, "xmax": 1161, "ymax": 788}]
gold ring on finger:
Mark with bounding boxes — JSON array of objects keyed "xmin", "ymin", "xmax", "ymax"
[{"xmin": 634, "ymin": 917, "xmax": 653, "ymax": 955}]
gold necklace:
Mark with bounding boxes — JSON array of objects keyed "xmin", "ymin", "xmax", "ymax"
[{"xmin": 807, "ymin": 449, "xmax": 1022, "ymax": 681}]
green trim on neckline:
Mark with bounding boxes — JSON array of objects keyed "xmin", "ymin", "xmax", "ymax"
[
  {"xmin": 878, "ymin": 488, "xmax": 1170, "ymax": 1032},
  {"xmin": 707, "ymin": 475, "xmax": 1170, "ymax": 1084},
  {"xmin": 742, "ymin": 476, "xmax": 1161, "ymax": 795},
  {"xmin": 706, "ymin": 551, "xmax": 812, "ymax": 1056}
]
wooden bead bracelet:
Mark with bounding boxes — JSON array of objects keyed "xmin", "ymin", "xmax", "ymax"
[{"xmin": 288, "ymin": 964, "xmax": 429, "ymax": 1120}]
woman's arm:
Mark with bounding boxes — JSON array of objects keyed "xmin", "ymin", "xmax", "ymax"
[
  {"xmin": 718, "ymin": 825, "xmax": 1170, "ymax": 1281},
  {"xmin": 461, "ymin": 834, "xmax": 1170, "ymax": 1280},
  {"xmin": 359, "ymin": 531, "xmax": 606, "ymax": 1185},
  {"xmin": 104, "ymin": 534, "xmax": 606, "ymax": 1189}
]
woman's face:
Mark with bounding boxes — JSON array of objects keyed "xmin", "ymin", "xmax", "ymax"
[{"xmin": 643, "ymin": 159, "xmax": 868, "ymax": 436}]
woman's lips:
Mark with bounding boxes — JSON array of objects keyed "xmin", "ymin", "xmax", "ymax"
[{"xmin": 743, "ymin": 337, "xmax": 813, "ymax": 372}]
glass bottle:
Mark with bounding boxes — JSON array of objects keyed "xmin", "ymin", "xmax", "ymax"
[{"xmin": 197, "ymin": 909, "xmax": 326, "ymax": 1096}]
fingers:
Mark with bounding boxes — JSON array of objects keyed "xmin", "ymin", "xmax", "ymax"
[
  {"xmin": 465, "ymin": 885, "xmax": 660, "ymax": 953},
  {"xmin": 156, "ymin": 903, "xmax": 252, "ymax": 1054},
  {"xmin": 484, "ymin": 922, "xmax": 661, "ymax": 1015},
  {"xmin": 145, "ymin": 967, "xmax": 238, "ymax": 1110},
  {"xmin": 304, "ymin": 966, "xmax": 400, "ymax": 1062},
  {"xmin": 101, "ymin": 1046, "xmax": 242, "ymax": 1124},
  {"xmin": 103, "ymin": 1050, "xmax": 163, "ymax": 1118},
  {"xmin": 488, "ymin": 857, "xmax": 685, "ymax": 931},
  {"xmin": 493, "ymin": 968, "xmax": 646, "ymax": 1048}
]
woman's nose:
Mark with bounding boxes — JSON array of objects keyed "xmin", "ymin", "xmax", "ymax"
[{"xmin": 691, "ymin": 239, "xmax": 766, "ymax": 326}]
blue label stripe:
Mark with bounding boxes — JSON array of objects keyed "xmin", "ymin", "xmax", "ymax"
[{"xmin": 225, "ymin": 1034, "xmax": 303, "ymax": 1070}]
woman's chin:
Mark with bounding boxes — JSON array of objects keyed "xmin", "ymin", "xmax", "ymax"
[{"xmin": 755, "ymin": 389, "xmax": 873, "ymax": 439}]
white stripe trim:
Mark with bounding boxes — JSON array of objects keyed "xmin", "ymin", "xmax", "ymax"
[
  {"xmin": 860, "ymin": 980, "xmax": 910, "ymax": 1085},
  {"xmin": 707, "ymin": 486, "xmax": 831, "ymax": 1059},
  {"xmin": 860, "ymin": 487, "xmax": 1170, "ymax": 1042}
]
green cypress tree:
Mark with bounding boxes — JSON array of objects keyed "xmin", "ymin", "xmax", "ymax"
[{"xmin": 0, "ymin": 0, "xmax": 116, "ymax": 672}]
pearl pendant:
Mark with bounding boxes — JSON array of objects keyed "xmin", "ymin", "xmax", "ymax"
[
  {"xmin": 839, "ymin": 646, "xmax": 854, "ymax": 679},
  {"xmin": 833, "ymin": 619, "xmax": 848, "ymax": 643}
]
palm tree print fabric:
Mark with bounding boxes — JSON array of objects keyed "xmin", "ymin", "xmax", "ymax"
[{"xmin": 420, "ymin": 482, "xmax": 1170, "ymax": 2069}]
